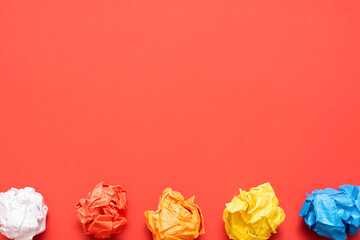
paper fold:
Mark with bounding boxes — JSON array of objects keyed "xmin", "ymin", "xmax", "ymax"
[
  {"xmin": 0, "ymin": 187, "xmax": 48, "ymax": 240},
  {"xmin": 145, "ymin": 188, "xmax": 205, "ymax": 240},
  {"xmin": 223, "ymin": 182, "xmax": 285, "ymax": 240}
]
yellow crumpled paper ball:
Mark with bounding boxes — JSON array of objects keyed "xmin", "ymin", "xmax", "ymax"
[
  {"xmin": 223, "ymin": 183, "xmax": 285, "ymax": 240},
  {"xmin": 145, "ymin": 188, "xmax": 205, "ymax": 240}
]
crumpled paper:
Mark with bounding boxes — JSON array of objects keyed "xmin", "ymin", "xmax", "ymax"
[
  {"xmin": 299, "ymin": 184, "xmax": 360, "ymax": 240},
  {"xmin": 223, "ymin": 182, "xmax": 285, "ymax": 240},
  {"xmin": 0, "ymin": 187, "xmax": 48, "ymax": 240},
  {"xmin": 145, "ymin": 188, "xmax": 205, "ymax": 240},
  {"xmin": 75, "ymin": 182, "xmax": 127, "ymax": 239}
]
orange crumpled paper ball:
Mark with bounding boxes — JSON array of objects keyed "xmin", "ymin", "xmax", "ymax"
[
  {"xmin": 75, "ymin": 182, "xmax": 127, "ymax": 239},
  {"xmin": 145, "ymin": 188, "xmax": 205, "ymax": 240}
]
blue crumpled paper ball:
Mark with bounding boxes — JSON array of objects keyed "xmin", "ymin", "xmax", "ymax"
[{"xmin": 299, "ymin": 185, "xmax": 360, "ymax": 240}]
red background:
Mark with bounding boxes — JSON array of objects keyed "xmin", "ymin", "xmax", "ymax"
[{"xmin": 0, "ymin": 1, "xmax": 359, "ymax": 240}]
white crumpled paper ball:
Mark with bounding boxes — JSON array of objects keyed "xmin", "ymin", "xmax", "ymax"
[{"xmin": 0, "ymin": 187, "xmax": 48, "ymax": 240}]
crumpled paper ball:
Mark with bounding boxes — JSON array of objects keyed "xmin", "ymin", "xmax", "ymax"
[
  {"xmin": 0, "ymin": 187, "xmax": 48, "ymax": 240},
  {"xmin": 75, "ymin": 182, "xmax": 127, "ymax": 239},
  {"xmin": 223, "ymin": 182, "xmax": 285, "ymax": 240},
  {"xmin": 299, "ymin": 184, "xmax": 360, "ymax": 240},
  {"xmin": 144, "ymin": 188, "xmax": 205, "ymax": 240}
]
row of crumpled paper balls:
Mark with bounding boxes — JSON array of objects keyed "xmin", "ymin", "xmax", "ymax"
[{"xmin": 0, "ymin": 183, "xmax": 359, "ymax": 240}]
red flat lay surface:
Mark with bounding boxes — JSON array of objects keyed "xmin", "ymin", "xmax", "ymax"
[{"xmin": 1, "ymin": 1, "xmax": 360, "ymax": 240}]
